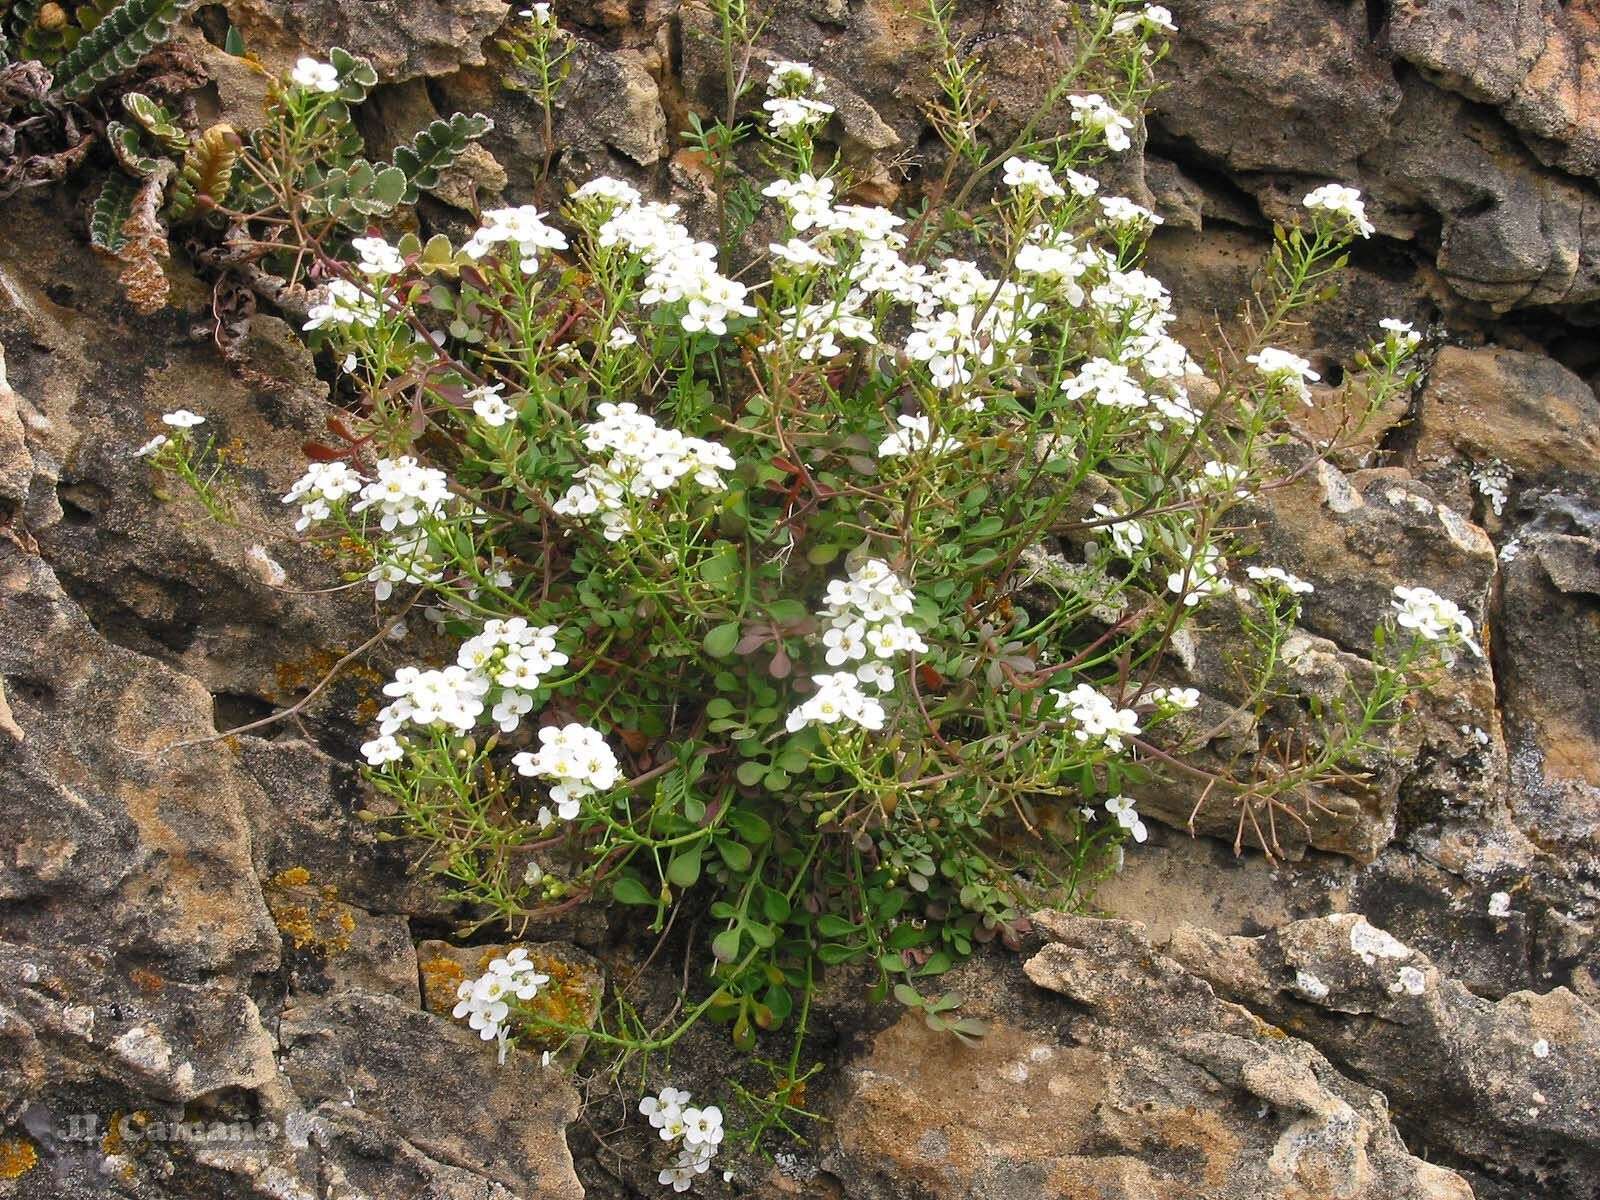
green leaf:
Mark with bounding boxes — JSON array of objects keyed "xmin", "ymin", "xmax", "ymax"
[
  {"xmin": 611, "ymin": 876, "xmax": 653, "ymax": 905},
  {"xmin": 666, "ymin": 843, "xmax": 702, "ymax": 888},
  {"xmin": 711, "ymin": 927, "xmax": 742, "ymax": 962},
  {"xmin": 735, "ymin": 761, "xmax": 766, "ymax": 787},
  {"xmin": 703, "ymin": 621, "xmax": 741, "ymax": 658},
  {"xmin": 715, "ymin": 838, "xmax": 752, "ymax": 872},
  {"xmin": 725, "ymin": 809, "xmax": 771, "ymax": 843},
  {"xmin": 816, "ymin": 914, "xmax": 856, "ymax": 938},
  {"xmin": 892, "ymin": 983, "xmax": 923, "ymax": 1008},
  {"xmin": 817, "ymin": 942, "xmax": 861, "ymax": 965}
]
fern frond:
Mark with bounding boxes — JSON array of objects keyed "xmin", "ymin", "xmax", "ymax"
[
  {"xmin": 390, "ymin": 111, "xmax": 493, "ymax": 203},
  {"xmin": 53, "ymin": 0, "xmax": 197, "ymax": 100},
  {"xmin": 89, "ymin": 169, "xmax": 139, "ymax": 252},
  {"xmin": 166, "ymin": 122, "xmax": 237, "ymax": 222}
]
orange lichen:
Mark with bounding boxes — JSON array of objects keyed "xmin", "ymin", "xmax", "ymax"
[
  {"xmin": 420, "ymin": 956, "xmax": 471, "ymax": 1012},
  {"xmin": 266, "ymin": 868, "xmax": 352, "ymax": 954},
  {"xmin": 0, "ymin": 1136, "xmax": 37, "ymax": 1179},
  {"xmin": 272, "ymin": 866, "xmax": 312, "ymax": 889},
  {"xmin": 517, "ymin": 948, "xmax": 597, "ymax": 1051}
]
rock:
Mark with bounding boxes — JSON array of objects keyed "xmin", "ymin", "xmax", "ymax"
[
  {"xmin": 0, "ymin": 543, "xmax": 280, "ymax": 980},
  {"xmin": 827, "ymin": 911, "xmax": 1474, "ymax": 1199},
  {"xmin": 1388, "ymin": 0, "xmax": 1600, "ymax": 179},
  {"xmin": 223, "ymin": 0, "xmax": 512, "ymax": 82},
  {"xmin": 279, "ymin": 991, "xmax": 584, "ymax": 1198},
  {"xmin": 1171, "ymin": 912, "xmax": 1600, "ymax": 1199},
  {"xmin": 1410, "ymin": 345, "xmax": 1600, "ymax": 520},
  {"xmin": 1496, "ymin": 532, "xmax": 1600, "ymax": 858},
  {"xmin": 1154, "ymin": 0, "xmax": 1402, "ymax": 178}
]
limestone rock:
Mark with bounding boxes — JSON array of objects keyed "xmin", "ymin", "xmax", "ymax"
[
  {"xmin": 279, "ymin": 991, "xmax": 584, "ymax": 1198},
  {"xmin": 827, "ymin": 911, "xmax": 1475, "ymax": 1200},
  {"xmin": 1171, "ymin": 912, "xmax": 1600, "ymax": 1199},
  {"xmin": 224, "ymin": 0, "xmax": 511, "ymax": 82}
]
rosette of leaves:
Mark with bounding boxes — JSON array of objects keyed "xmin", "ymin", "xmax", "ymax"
[{"xmin": 1, "ymin": 0, "xmax": 196, "ymax": 98}]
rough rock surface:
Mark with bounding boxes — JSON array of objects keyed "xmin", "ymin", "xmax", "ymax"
[
  {"xmin": 829, "ymin": 911, "xmax": 1474, "ymax": 1200},
  {"xmin": 3, "ymin": 0, "xmax": 1600, "ymax": 1196}
]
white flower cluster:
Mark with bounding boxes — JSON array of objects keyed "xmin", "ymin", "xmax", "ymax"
[
  {"xmin": 1146, "ymin": 685, "xmax": 1200, "ymax": 711},
  {"xmin": 1303, "ymin": 183, "xmax": 1374, "ymax": 238},
  {"xmin": 553, "ymin": 402, "xmax": 737, "ymax": 540},
  {"xmin": 1111, "ymin": 3, "xmax": 1175, "ymax": 35},
  {"xmin": 1165, "ymin": 539, "xmax": 1228, "ymax": 607},
  {"xmin": 362, "ymin": 666, "xmax": 488, "ymax": 765},
  {"xmin": 464, "ymin": 205, "xmax": 569, "ymax": 273},
  {"xmin": 282, "ymin": 461, "xmax": 364, "ymax": 530},
  {"xmin": 1069, "ymin": 93, "xmax": 1135, "ymax": 153},
  {"xmin": 787, "ymin": 560, "xmax": 926, "ymax": 734},
  {"xmin": 134, "ymin": 410, "xmax": 207, "ymax": 457},
  {"xmin": 303, "ymin": 278, "xmax": 386, "ymax": 331},
  {"xmin": 1246, "ymin": 565, "xmax": 1314, "ymax": 595},
  {"xmin": 640, "ymin": 1086, "xmax": 724, "ymax": 1191},
  {"xmin": 512, "ymin": 722, "xmax": 622, "ymax": 825},
  {"xmin": 1378, "ymin": 317, "xmax": 1421, "ymax": 349},
  {"xmin": 583, "ymin": 187, "xmax": 756, "ymax": 336},
  {"xmin": 903, "ymin": 259, "xmax": 1043, "ymax": 389},
  {"xmin": 458, "ymin": 618, "xmax": 569, "ymax": 732},
  {"xmin": 763, "ymin": 56, "xmax": 834, "ymax": 135},
  {"xmin": 1246, "ymin": 347, "xmax": 1320, "ymax": 405},
  {"xmin": 352, "ymin": 235, "xmax": 405, "ymax": 276},
  {"xmin": 452, "ymin": 948, "xmax": 550, "ymax": 1063},
  {"xmin": 1002, "ymin": 155, "xmax": 1066, "ymax": 199},
  {"xmin": 351, "ymin": 456, "xmax": 453, "ymax": 532},
  {"xmin": 1054, "ymin": 682, "xmax": 1141, "ymax": 753},
  {"xmin": 1392, "ymin": 585, "xmax": 1477, "ymax": 648}
]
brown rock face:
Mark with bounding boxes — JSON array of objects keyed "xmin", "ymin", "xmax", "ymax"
[{"xmin": 829, "ymin": 912, "xmax": 1474, "ymax": 1200}]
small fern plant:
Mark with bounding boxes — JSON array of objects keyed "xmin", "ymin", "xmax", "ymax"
[{"xmin": 88, "ymin": 49, "xmax": 491, "ymax": 311}]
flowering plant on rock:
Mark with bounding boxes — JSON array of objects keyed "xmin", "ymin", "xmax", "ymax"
[{"xmin": 145, "ymin": 0, "xmax": 1477, "ymax": 1165}]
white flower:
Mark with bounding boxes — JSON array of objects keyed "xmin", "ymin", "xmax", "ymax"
[
  {"xmin": 764, "ymin": 96, "xmax": 835, "ymax": 134},
  {"xmin": 1063, "ymin": 358, "xmax": 1147, "ymax": 411},
  {"xmin": 768, "ymin": 237, "xmax": 835, "ymax": 270},
  {"xmin": 1103, "ymin": 795, "xmax": 1148, "ymax": 843},
  {"xmin": 1069, "ymin": 93, "xmax": 1134, "ymax": 152},
  {"xmin": 1097, "ymin": 195, "xmax": 1162, "ymax": 230},
  {"xmin": 1246, "ymin": 565, "xmax": 1314, "ymax": 595},
  {"xmin": 512, "ymin": 723, "xmax": 621, "ymax": 819},
  {"xmin": 1246, "ymin": 347, "xmax": 1320, "ymax": 403},
  {"xmin": 763, "ymin": 174, "xmax": 836, "ymax": 232},
  {"xmin": 1487, "ymin": 891, "xmax": 1512, "ymax": 918},
  {"xmin": 464, "ymin": 205, "xmax": 569, "ymax": 271},
  {"xmin": 469, "ymin": 383, "xmax": 516, "ymax": 427},
  {"xmin": 606, "ymin": 325, "xmax": 638, "ymax": 350},
  {"xmin": 1113, "ymin": 4, "xmax": 1176, "ymax": 34},
  {"xmin": 681, "ymin": 1105, "xmax": 723, "ymax": 1150},
  {"xmin": 1378, "ymin": 317, "xmax": 1421, "ymax": 348},
  {"xmin": 876, "ymin": 414, "xmax": 960, "ymax": 459},
  {"xmin": 1001, "ymin": 156, "xmax": 1065, "ymax": 199},
  {"xmin": 521, "ymin": 3, "xmax": 554, "ymax": 24},
  {"xmin": 1532, "ymin": 1038, "xmax": 1550, "ymax": 1059},
  {"xmin": 291, "ymin": 57, "xmax": 340, "ymax": 93},
  {"xmin": 450, "ymin": 948, "xmax": 550, "ymax": 1050},
  {"xmin": 1302, "ymin": 183, "xmax": 1374, "ymax": 238},
  {"xmin": 640, "ymin": 1086, "xmax": 692, "ymax": 1129},
  {"xmin": 1147, "ymin": 686, "xmax": 1199, "ymax": 711},
  {"xmin": 766, "ymin": 59, "xmax": 817, "ymax": 94},
  {"xmin": 1391, "ymin": 585, "xmax": 1478, "ymax": 648},
  {"xmin": 1054, "ymin": 683, "xmax": 1141, "ymax": 753},
  {"xmin": 162, "ymin": 409, "xmax": 205, "ymax": 429},
  {"xmin": 133, "ymin": 434, "xmax": 169, "ymax": 458},
  {"xmin": 352, "ymin": 235, "xmax": 405, "ymax": 275},
  {"xmin": 351, "ymin": 456, "xmax": 453, "ymax": 532},
  {"xmin": 361, "ymin": 734, "xmax": 405, "ymax": 766},
  {"xmin": 282, "ymin": 460, "xmax": 365, "ymax": 530},
  {"xmin": 785, "ymin": 671, "xmax": 886, "ymax": 734},
  {"xmin": 304, "ymin": 278, "xmax": 385, "ymax": 330},
  {"xmin": 376, "ymin": 664, "xmax": 489, "ymax": 736}
]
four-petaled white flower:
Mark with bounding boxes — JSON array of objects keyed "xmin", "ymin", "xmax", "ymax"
[
  {"xmin": 1303, "ymin": 183, "xmax": 1374, "ymax": 238},
  {"xmin": 291, "ymin": 57, "xmax": 340, "ymax": 93},
  {"xmin": 162, "ymin": 409, "xmax": 205, "ymax": 428},
  {"xmin": 469, "ymin": 383, "xmax": 517, "ymax": 427},
  {"xmin": 1001, "ymin": 156, "xmax": 1065, "ymax": 199},
  {"xmin": 1246, "ymin": 347, "xmax": 1320, "ymax": 404}
]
